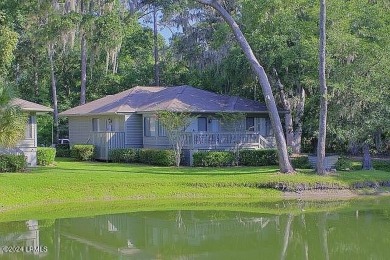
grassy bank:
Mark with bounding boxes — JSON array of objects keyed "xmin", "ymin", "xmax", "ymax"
[{"xmin": 1, "ymin": 158, "xmax": 389, "ymax": 220}]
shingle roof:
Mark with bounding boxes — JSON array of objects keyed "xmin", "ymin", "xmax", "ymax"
[
  {"xmin": 11, "ymin": 98, "xmax": 53, "ymax": 113},
  {"xmin": 60, "ymin": 85, "xmax": 273, "ymax": 116}
]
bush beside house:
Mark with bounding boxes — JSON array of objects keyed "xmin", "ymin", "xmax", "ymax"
[
  {"xmin": 193, "ymin": 149, "xmax": 279, "ymax": 167},
  {"xmin": 108, "ymin": 148, "xmax": 176, "ymax": 166},
  {"xmin": 109, "ymin": 148, "xmax": 140, "ymax": 163},
  {"xmin": 239, "ymin": 149, "xmax": 278, "ymax": 166},
  {"xmin": 71, "ymin": 145, "xmax": 95, "ymax": 161},
  {"xmin": 193, "ymin": 151, "xmax": 235, "ymax": 167},
  {"xmin": 139, "ymin": 149, "xmax": 176, "ymax": 166},
  {"xmin": 0, "ymin": 154, "xmax": 27, "ymax": 172},
  {"xmin": 56, "ymin": 144, "xmax": 70, "ymax": 157},
  {"xmin": 37, "ymin": 147, "xmax": 56, "ymax": 166}
]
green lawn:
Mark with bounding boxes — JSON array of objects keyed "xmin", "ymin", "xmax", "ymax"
[{"xmin": 1, "ymin": 158, "xmax": 389, "ymax": 221}]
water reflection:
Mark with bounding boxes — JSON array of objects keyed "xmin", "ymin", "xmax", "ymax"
[{"xmin": 2, "ymin": 200, "xmax": 390, "ymax": 259}]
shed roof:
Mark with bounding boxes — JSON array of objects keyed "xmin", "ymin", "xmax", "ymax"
[{"xmin": 60, "ymin": 85, "xmax": 277, "ymax": 116}]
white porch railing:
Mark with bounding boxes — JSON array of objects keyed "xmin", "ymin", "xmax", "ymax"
[
  {"xmin": 87, "ymin": 131, "xmax": 275, "ymax": 159},
  {"xmin": 182, "ymin": 132, "xmax": 274, "ymax": 150}
]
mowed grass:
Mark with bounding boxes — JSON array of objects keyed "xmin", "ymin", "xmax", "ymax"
[{"xmin": 1, "ymin": 158, "xmax": 390, "ymax": 219}]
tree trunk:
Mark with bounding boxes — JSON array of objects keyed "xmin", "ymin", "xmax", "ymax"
[
  {"xmin": 316, "ymin": 0, "xmax": 328, "ymax": 175},
  {"xmin": 48, "ymin": 44, "xmax": 59, "ymax": 144},
  {"xmin": 32, "ymin": 56, "xmax": 40, "ymax": 97},
  {"xmin": 293, "ymin": 85, "xmax": 305, "ymax": 153},
  {"xmin": 197, "ymin": 0, "xmax": 294, "ymax": 173},
  {"xmin": 153, "ymin": 5, "xmax": 160, "ymax": 86},
  {"xmin": 80, "ymin": 32, "xmax": 87, "ymax": 105},
  {"xmin": 362, "ymin": 143, "xmax": 373, "ymax": 170},
  {"xmin": 274, "ymin": 68, "xmax": 293, "ymax": 149},
  {"xmin": 274, "ymin": 69, "xmax": 306, "ymax": 154}
]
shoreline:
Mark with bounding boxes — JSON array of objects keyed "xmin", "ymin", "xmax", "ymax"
[{"xmin": 283, "ymin": 187, "xmax": 390, "ymax": 200}]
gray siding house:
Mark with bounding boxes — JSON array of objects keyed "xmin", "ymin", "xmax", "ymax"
[
  {"xmin": 60, "ymin": 86, "xmax": 282, "ymax": 161},
  {"xmin": 10, "ymin": 98, "xmax": 53, "ymax": 166}
]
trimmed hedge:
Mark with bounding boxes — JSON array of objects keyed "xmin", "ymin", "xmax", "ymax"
[
  {"xmin": 139, "ymin": 149, "xmax": 175, "ymax": 166},
  {"xmin": 0, "ymin": 154, "xmax": 26, "ymax": 172},
  {"xmin": 291, "ymin": 156, "xmax": 311, "ymax": 169},
  {"xmin": 239, "ymin": 149, "xmax": 278, "ymax": 166},
  {"xmin": 109, "ymin": 148, "xmax": 140, "ymax": 163},
  {"xmin": 56, "ymin": 144, "xmax": 70, "ymax": 157},
  {"xmin": 193, "ymin": 151, "xmax": 235, "ymax": 167},
  {"xmin": 71, "ymin": 144, "xmax": 95, "ymax": 161},
  {"xmin": 192, "ymin": 149, "xmax": 279, "ymax": 167},
  {"xmin": 37, "ymin": 147, "xmax": 56, "ymax": 166}
]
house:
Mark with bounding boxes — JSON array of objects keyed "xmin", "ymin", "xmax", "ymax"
[
  {"xmin": 10, "ymin": 98, "xmax": 53, "ymax": 166},
  {"xmin": 60, "ymin": 86, "xmax": 283, "ymax": 162}
]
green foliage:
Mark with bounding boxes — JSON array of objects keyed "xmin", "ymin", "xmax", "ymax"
[
  {"xmin": 0, "ymin": 24, "xmax": 18, "ymax": 75},
  {"xmin": 55, "ymin": 144, "xmax": 70, "ymax": 157},
  {"xmin": 239, "ymin": 149, "xmax": 279, "ymax": 166},
  {"xmin": 0, "ymin": 82, "xmax": 27, "ymax": 148},
  {"xmin": 37, "ymin": 147, "xmax": 56, "ymax": 166},
  {"xmin": 0, "ymin": 154, "xmax": 26, "ymax": 172},
  {"xmin": 108, "ymin": 148, "xmax": 140, "ymax": 163},
  {"xmin": 139, "ymin": 149, "xmax": 176, "ymax": 166},
  {"xmin": 193, "ymin": 151, "xmax": 235, "ymax": 167},
  {"xmin": 335, "ymin": 156, "xmax": 353, "ymax": 171},
  {"xmin": 372, "ymin": 160, "xmax": 390, "ymax": 172},
  {"xmin": 37, "ymin": 115, "xmax": 54, "ymax": 147},
  {"xmin": 291, "ymin": 156, "xmax": 311, "ymax": 169},
  {"xmin": 157, "ymin": 111, "xmax": 192, "ymax": 166},
  {"xmin": 71, "ymin": 145, "xmax": 95, "ymax": 161}
]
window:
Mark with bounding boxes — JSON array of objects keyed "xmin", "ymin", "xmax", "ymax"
[
  {"xmin": 198, "ymin": 117, "xmax": 207, "ymax": 132},
  {"xmin": 144, "ymin": 117, "xmax": 156, "ymax": 137},
  {"xmin": 25, "ymin": 115, "xmax": 34, "ymax": 138},
  {"xmin": 92, "ymin": 118, "xmax": 99, "ymax": 132},
  {"xmin": 158, "ymin": 120, "xmax": 166, "ymax": 137},
  {"xmin": 246, "ymin": 117, "xmax": 255, "ymax": 131}
]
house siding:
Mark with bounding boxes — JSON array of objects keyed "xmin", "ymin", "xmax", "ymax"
[
  {"xmin": 69, "ymin": 117, "xmax": 93, "ymax": 145},
  {"xmin": 69, "ymin": 115, "xmax": 125, "ymax": 146},
  {"xmin": 16, "ymin": 113, "xmax": 38, "ymax": 166},
  {"xmin": 125, "ymin": 114, "xmax": 143, "ymax": 148}
]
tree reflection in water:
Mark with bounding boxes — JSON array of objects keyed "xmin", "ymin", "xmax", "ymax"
[{"xmin": 1, "ymin": 198, "xmax": 390, "ymax": 259}]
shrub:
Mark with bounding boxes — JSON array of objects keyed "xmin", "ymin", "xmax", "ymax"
[
  {"xmin": 239, "ymin": 149, "xmax": 278, "ymax": 166},
  {"xmin": 0, "ymin": 154, "xmax": 26, "ymax": 172},
  {"xmin": 139, "ymin": 149, "xmax": 176, "ymax": 166},
  {"xmin": 71, "ymin": 144, "xmax": 95, "ymax": 161},
  {"xmin": 37, "ymin": 147, "xmax": 56, "ymax": 166},
  {"xmin": 291, "ymin": 156, "xmax": 311, "ymax": 169},
  {"xmin": 109, "ymin": 148, "xmax": 140, "ymax": 163},
  {"xmin": 373, "ymin": 160, "xmax": 390, "ymax": 172},
  {"xmin": 56, "ymin": 144, "xmax": 70, "ymax": 157},
  {"xmin": 193, "ymin": 151, "xmax": 235, "ymax": 167},
  {"xmin": 335, "ymin": 156, "xmax": 353, "ymax": 171}
]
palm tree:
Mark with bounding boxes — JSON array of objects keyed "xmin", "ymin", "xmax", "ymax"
[{"xmin": 0, "ymin": 79, "xmax": 27, "ymax": 148}]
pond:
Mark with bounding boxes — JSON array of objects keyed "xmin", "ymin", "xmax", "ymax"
[{"xmin": 1, "ymin": 197, "xmax": 390, "ymax": 259}]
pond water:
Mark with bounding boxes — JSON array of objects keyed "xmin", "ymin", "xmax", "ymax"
[{"xmin": 1, "ymin": 197, "xmax": 390, "ymax": 259}]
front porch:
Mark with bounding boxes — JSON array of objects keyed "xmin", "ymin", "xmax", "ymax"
[
  {"xmin": 182, "ymin": 132, "xmax": 275, "ymax": 150},
  {"xmin": 88, "ymin": 131, "xmax": 276, "ymax": 160}
]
